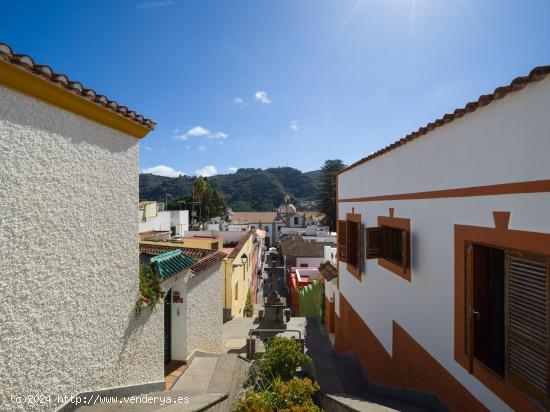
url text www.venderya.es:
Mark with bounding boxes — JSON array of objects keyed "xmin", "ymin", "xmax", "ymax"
[{"xmin": 11, "ymin": 394, "xmax": 191, "ymax": 407}]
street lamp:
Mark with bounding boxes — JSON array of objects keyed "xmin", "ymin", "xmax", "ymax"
[{"xmin": 241, "ymin": 253, "xmax": 248, "ymax": 267}]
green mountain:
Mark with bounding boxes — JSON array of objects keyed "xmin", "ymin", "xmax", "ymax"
[{"xmin": 139, "ymin": 167, "xmax": 321, "ymax": 212}]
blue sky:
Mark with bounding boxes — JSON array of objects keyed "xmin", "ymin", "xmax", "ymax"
[{"xmin": 1, "ymin": 0, "xmax": 549, "ymax": 177}]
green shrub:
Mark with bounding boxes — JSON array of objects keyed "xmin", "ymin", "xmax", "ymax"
[
  {"xmin": 261, "ymin": 337, "xmax": 311, "ymax": 380},
  {"xmin": 236, "ymin": 377, "xmax": 320, "ymax": 412},
  {"xmin": 244, "ymin": 290, "xmax": 254, "ymax": 317},
  {"xmin": 135, "ymin": 263, "xmax": 164, "ymax": 317}
]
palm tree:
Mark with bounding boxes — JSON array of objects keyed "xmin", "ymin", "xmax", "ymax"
[{"xmin": 193, "ymin": 177, "xmax": 209, "ymax": 228}]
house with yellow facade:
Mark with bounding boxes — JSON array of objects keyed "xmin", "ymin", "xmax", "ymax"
[{"xmin": 223, "ymin": 230, "xmax": 260, "ymax": 321}]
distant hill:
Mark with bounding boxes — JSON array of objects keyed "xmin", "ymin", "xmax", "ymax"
[{"xmin": 139, "ymin": 167, "xmax": 321, "ymax": 212}]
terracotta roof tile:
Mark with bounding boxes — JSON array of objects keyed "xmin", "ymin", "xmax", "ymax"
[
  {"xmin": 227, "ymin": 230, "xmax": 255, "ymax": 259},
  {"xmin": 0, "ymin": 43, "xmax": 155, "ymax": 130},
  {"xmin": 229, "ymin": 212, "xmax": 277, "ymax": 224},
  {"xmin": 279, "ymin": 234, "xmax": 334, "ymax": 258},
  {"xmin": 190, "ymin": 251, "xmax": 227, "ymax": 275},
  {"xmin": 139, "ymin": 242, "xmax": 210, "ymax": 260},
  {"xmin": 340, "ymin": 66, "xmax": 550, "ymax": 174}
]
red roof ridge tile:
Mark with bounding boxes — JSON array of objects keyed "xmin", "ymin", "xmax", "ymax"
[
  {"xmin": 0, "ymin": 42, "xmax": 155, "ymax": 130},
  {"xmin": 227, "ymin": 230, "xmax": 255, "ymax": 259},
  {"xmin": 190, "ymin": 250, "xmax": 227, "ymax": 275}
]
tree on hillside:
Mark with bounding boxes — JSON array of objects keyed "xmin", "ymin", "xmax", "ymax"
[{"xmin": 318, "ymin": 159, "xmax": 346, "ymax": 231}]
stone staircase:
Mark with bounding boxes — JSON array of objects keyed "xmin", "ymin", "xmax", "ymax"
[
  {"xmin": 304, "ymin": 319, "xmax": 448, "ymax": 412},
  {"xmin": 75, "ymin": 353, "xmax": 249, "ymax": 412}
]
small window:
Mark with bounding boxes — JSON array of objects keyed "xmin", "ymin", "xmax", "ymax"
[
  {"xmin": 465, "ymin": 245, "xmax": 550, "ymax": 406},
  {"xmin": 294, "ymin": 216, "xmax": 299, "ymax": 225},
  {"xmin": 338, "ymin": 220, "xmax": 348, "ymax": 262},
  {"xmin": 366, "ymin": 225, "xmax": 410, "ymax": 276},
  {"xmin": 346, "ymin": 213, "xmax": 362, "ymax": 279},
  {"xmin": 300, "ymin": 263, "xmax": 308, "ymax": 268},
  {"xmin": 264, "ymin": 226, "xmax": 269, "ymax": 232}
]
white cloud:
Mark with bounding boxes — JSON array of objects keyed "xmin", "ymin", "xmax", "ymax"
[
  {"xmin": 209, "ymin": 132, "xmax": 228, "ymax": 140},
  {"xmin": 174, "ymin": 125, "xmax": 228, "ymax": 141},
  {"xmin": 234, "ymin": 97, "xmax": 246, "ymax": 105},
  {"xmin": 186, "ymin": 126, "xmax": 210, "ymax": 137},
  {"xmin": 197, "ymin": 145, "xmax": 207, "ymax": 152},
  {"xmin": 143, "ymin": 145, "xmax": 152, "ymax": 151},
  {"xmin": 136, "ymin": 1, "xmax": 174, "ymax": 9},
  {"xmin": 173, "ymin": 128, "xmax": 180, "ymax": 133},
  {"xmin": 142, "ymin": 165, "xmax": 184, "ymax": 178},
  {"xmin": 290, "ymin": 120, "xmax": 299, "ymax": 131},
  {"xmin": 227, "ymin": 167, "xmax": 238, "ymax": 173},
  {"xmin": 195, "ymin": 165, "xmax": 218, "ymax": 177},
  {"xmin": 254, "ymin": 90, "xmax": 271, "ymax": 104}
]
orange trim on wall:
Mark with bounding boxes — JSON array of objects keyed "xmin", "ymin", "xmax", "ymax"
[
  {"xmin": 335, "ymin": 293, "xmax": 488, "ymax": 411},
  {"xmin": 339, "ymin": 179, "xmax": 550, "ymax": 203},
  {"xmin": 454, "ymin": 218, "xmax": 550, "ymax": 412}
]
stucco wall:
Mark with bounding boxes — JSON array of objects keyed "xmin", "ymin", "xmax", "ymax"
[
  {"xmin": 0, "ymin": 85, "xmax": 163, "ymax": 411},
  {"xmin": 336, "ymin": 78, "xmax": 550, "ymax": 411},
  {"xmin": 170, "ymin": 277, "xmax": 188, "ymax": 361},
  {"xmin": 186, "ymin": 265, "xmax": 224, "ymax": 358}
]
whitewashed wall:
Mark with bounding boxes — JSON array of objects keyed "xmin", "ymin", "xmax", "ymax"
[
  {"xmin": 169, "ymin": 210, "xmax": 189, "ymax": 236},
  {"xmin": 139, "ymin": 211, "xmax": 171, "ymax": 233},
  {"xmin": 337, "ymin": 77, "xmax": 550, "ymax": 412},
  {"xmin": 0, "ymin": 86, "xmax": 163, "ymax": 411},
  {"xmin": 170, "ymin": 277, "xmax": 188, "ymax": 361},
  {"xmin": 296, "ymin": 257, "xmax": 324, "ymax": 268},
  {"xmin": 185, "ymin": 264, "xmax": 224, "ymax": 359},
  {"xmin": 339, "ymin": 77, "xmax": 550, "ymax": 200}
]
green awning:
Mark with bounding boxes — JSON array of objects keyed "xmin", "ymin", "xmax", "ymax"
[{"xmin": 150, "ymin": 249, "xmax": 194, "ymax": 279}]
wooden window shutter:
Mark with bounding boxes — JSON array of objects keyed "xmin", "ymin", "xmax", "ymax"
[
  {"xmin": 401, "ymin": 230, "xmax": 410, "ymax": 275},
  {"xmin": 466, "ymin": 243, "xmax": 474, "ymax": 374},
  {"xmin": 506, "ymin": 252, "xmax": 549, "ymax": 403},
  {"xmin": 338, "ymin": 220, "xmax": 348, "ymax": 262},
  {"xmin": 365, "ymin": 227, "xmax": 383, "ymax": 259},
  {"xmin": 356, "ymin": 220, "xmax": 362, "ymax": 273}
]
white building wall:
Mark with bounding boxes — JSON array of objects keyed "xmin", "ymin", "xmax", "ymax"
[
  {"xmin": 338, "ymin": 194, "xmax": 550, "ymax": 412},
  {"xmin": 169, "ymin": 210, "xmax": 189, "ymax": 236},
  {"xmin": 337, "ymin": 77, "xmax": 550, "ymax": 412},
  {"xmin": 296, "ymin": 257, "xmax": 323, "ymax": 268},
  {"xmin": 338, "ymin": 77, "xmax": 550, "ymax": 200},
  {"xmin": 170, "ymin": 277, "xmax": 188, "ymax": 361},
  {"xmin": 323, "ymin": 245, "xmax": 337, "ymax": 264},
  {"xmin": 139, "ymin": 211, "xmax": 171, "ymax": 233},
  {"xmin": 185, "ymin": 264, "xmax": 224, "ymax": 359},
  {"xmin": 0, "ymin": 85, "xmax": 163, "ymax": 411}
]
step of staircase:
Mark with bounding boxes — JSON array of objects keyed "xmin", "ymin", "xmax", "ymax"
[{"xmin": 304, "ymin": 318, "xmax": 446, "ymax": 412}]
